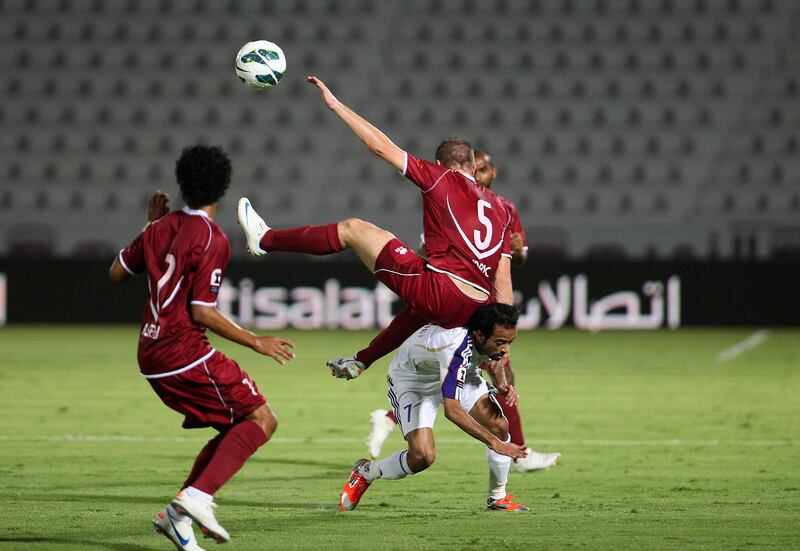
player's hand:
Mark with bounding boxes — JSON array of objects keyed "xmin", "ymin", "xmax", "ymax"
[
  {"xmin": 252, "ymin": 336, "xmax": 295, "ymax": 365},
  {"xmin": 500, "ymin": 384, "xmax": 519, "ymax": 408},
  {"xmin": 147, "ymin": 190, "xmax": 170, "ymax": 222},
  {"xmin": 307, "ymin": 75, "xmax": 339, "ymax": 109},
  {"xmin": 327, "ymin": 359, "xmax": 366, "ymax": 380},
  {"xmin": 491, "ymin": 439, "xmax": 527, "ymax": 460},
  {"xmin": 485, "ymin": 358, "xmax": 510, "ymax": 391},
  {"xmin": 509, "ymin": 232, "xmax": 524, "ymax": 255}
]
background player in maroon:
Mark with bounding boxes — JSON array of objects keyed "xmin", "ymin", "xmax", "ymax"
[
  {"xmin": 109, "ymin": 145, "xmax": 294, "ymax": 550},
  {"xmin": 238, "ymin": 76, "xmax": 515, "ymax": 382},
  {"xmin": 464, "ymin": 151, "xmax": 560, "ymax": 471}
]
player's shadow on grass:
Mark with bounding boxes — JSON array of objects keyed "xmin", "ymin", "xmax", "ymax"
[
  {"xmin": 159, "ymin": 454, "xmax": 346, "ymax": 471},
  {"xmin": 40, "ymin": 492, "xmax": 343, "ymax": 510},
  {"xmin": 0, "ymin": 536, "xmax": 156, "ymax": 551}
]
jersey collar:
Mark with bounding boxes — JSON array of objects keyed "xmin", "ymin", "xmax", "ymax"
[
  {"xmin": 182, "ymin": 206, "xmax": 210, "ymax": 219},
  {"xmin": 454, "ymin": 170, "xmax": 476, "ymax": 182}
]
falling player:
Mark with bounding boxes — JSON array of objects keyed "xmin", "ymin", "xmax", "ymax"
[
  {"xmin": 367, "ymin": 151, "xmax": 560, "ymax": 472},
  {"xmin": 340, "ymin": 303, "xmax": 530, "ymax": 512},
  {"xmin": 238, "ymin": 76, "xmax": 515, "ymax": 382},
  {"xmin": 109, "ymin": 146, "xmax": 295, "ymax": 551}
]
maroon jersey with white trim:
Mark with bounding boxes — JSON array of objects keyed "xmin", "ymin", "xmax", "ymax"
[
  {"xmin": 118, "ymin": 207, "xmax": 230, "ymax": 376},
  {"xmin": 404, "ymin": 153, "xmax": 512, "ymax": 294},
  {"xmin": 497, "ymin": 194, "xmax": 527, "ymax": 250}
]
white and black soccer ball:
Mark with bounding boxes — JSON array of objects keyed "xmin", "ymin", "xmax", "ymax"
[{"xmin": 234, "ymin": 40, "xmax": 286, "ymax": 89}]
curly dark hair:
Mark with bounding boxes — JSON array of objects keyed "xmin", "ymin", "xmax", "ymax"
[
  {"xmin": 175, "ymin": 145, "xmax": 232, "ymax": 209},
  {"xmin": 467, "ymin": 302, "xmax": 519, "ymax": 339},
  {"xmin": 434, "ymin": 137, "xmax": 474, "ymax": 168}
]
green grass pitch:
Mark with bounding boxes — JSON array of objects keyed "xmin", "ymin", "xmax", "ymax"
[{"xmin": 0, "ymin": 326, "xmax": 798, "ymax": 550}]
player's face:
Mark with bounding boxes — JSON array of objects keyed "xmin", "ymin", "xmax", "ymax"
[
  {"xmin": 474, "ymin": 156, "xmax": 496, "ymax": 188},
  {"xmin": 474, "ymin": 324, "xmax": 517, "ymax": 361}
]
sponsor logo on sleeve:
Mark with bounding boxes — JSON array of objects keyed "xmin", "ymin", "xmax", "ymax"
[{"xmin": 210, "ymin": 269, "xmax": 222, "ymax": 293}]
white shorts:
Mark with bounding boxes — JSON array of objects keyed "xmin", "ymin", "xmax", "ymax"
[{"xmin": 387, "ymin": 367, "xmax": 494, "ymax": 437}]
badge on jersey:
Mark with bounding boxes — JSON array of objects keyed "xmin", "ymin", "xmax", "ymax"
[{"xmin": 210, "ymin": 269, "xmax": 222, "ymax": 293}]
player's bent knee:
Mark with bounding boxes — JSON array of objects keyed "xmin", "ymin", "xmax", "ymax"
[
  {"xmin": 246, "ymin": 405, "xmax": 278, "ymax": 439},
  {"xmin": 338, "ymin": 218, "xmax": 368, "ymax": 239},
  {"xmin": 489, "ymin": 416, "xmax": 509, "ymax": 441},
  {"xmin": 407, "ymin": 447, "xmax": 436, "ymax": 472}
]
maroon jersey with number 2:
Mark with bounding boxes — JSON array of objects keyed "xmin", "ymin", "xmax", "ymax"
[
  {"xmin": 403, "ymin": 153, "xmax": 512, "ymax": 295},
  {"xmin": 118, "ymin": 207, "xmax": 230, "ymax": 377}
]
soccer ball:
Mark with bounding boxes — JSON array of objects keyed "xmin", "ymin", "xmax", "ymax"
[{"xmin": 234, "ymin": 40, "xmax": 287, "ymax": 89}]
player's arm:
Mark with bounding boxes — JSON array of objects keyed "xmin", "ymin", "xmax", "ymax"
[
  {"xmin": 191, "ymin": 304, "xmax": 295, "ymax": 365},
  {"xmin": 307, "ymin": 75, "xmax": 406, "ymax": 172},
  {"xmin": 443, "ymin": 398, "xmax": 526, "ymax": 459},
  {"xmin": 510, "ymin": 233, "xmax": 528, "ymax": 267},
  {"xmin": 492, "ymin": 256, "xmax": 513, "ymax": 305},
  {"xmin": 109, "ymin": 190, "xmax": 170, "ymax": 283},
  {"xmin": 108, "ymin": 258, "xmax": 131, "ymax": 283},
  {"xmin": 483, "ymin": 358, "xmax": 519, "ymax": 408}
]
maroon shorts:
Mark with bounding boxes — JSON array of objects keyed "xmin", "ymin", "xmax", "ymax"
[
  {"xmin": 374, "ymin": 238, "xmax": 487, "ymax": 329},
  {"xmin": 147, "ymin": 351, "xmax": 266, "ymax": 429}
]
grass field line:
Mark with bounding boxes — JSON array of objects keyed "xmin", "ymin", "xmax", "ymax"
[
  {"xmin": 716, "ymin": 329, "xmax": 770, "ymax": 363},
  {"xmin": 1, "ymin": 434, "xmax": 798, "ymax": 446}
]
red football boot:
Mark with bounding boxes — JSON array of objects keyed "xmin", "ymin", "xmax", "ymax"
[
  {"xmin": 487, "ymin": 493, "xmax": 530, "ymax": 512},
  {"xmin": 340, "ymin": 459, "xmax": 372, "ymax": 511}
]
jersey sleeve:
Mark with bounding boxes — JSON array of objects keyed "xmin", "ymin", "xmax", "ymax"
[
  {"xmin": 509, "ymin": 204, "xmax": 527, "ymax": 249},
  {"xmin": 440, "ymin": 335, "xmax": 473, "ymax": 400},
  {"xmin": 118, "ymin": 233, "xmax": 145, "ymax": 275},
  {"xmin": 403, "ymin": 153, "xmax": 450, "ymax": 193},
  {"xmin": 190, "ymin": 233, "xmax": 230, "ymax": 307}
]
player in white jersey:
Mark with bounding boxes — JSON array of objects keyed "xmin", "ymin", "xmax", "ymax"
[{"xmin": 339, "ymin": 303, "xmax": 531, "ymax": 512}]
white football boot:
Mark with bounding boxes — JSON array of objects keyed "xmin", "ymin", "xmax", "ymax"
[
  {"xmin": 171, "ymin": 492, "xmax": 230, "ymax": 544},
  {"xmin": 367, "ymin": 409, "xmax": 396, "ymax": 458},
  {"xmin": 152, "ymin": 506, "xmax": 206, "ymax": 551},
  {"xmin": 513, "ymin": 448, "xmax": 561, "ymax": 472},
  {"xmin": 237, "ymin": 197, "xmax": 269, "ymax": 256},
  {"xmin": 326, "ymin": 357, "xmax": 366, "ymax": 380}
]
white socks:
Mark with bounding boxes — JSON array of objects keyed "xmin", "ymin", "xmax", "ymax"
[
  {"xmin": 487, "ymin": 437, "xmax": 512, "ymax": 501},
  {"xmin": 183, "ymin": 486, "xmax": 213, "ymax": 503},
  {"xmin": 366, "ymin": 450, "xmax": 412, "ymax": 481}
]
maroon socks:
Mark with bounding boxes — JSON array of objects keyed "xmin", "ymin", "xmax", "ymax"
[
  {"xmin": 190, "ymin": 420, "xmax": 268, "ymax": 496},
  {"xmin": 496, "ymin": 393, "xmax": 525, "ymax": 448},
  {"xmin": 259, "ymin": 223, "xmax": 344, "ymax": 255},
  {"xmin": 355, "ymin": 307, "xmax": 428, "ymax": 368}
]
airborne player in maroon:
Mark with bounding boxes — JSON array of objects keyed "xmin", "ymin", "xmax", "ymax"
[
  {"xmin": 237, "ymin": 76, "xmax": 517, "ymax": 386},
  {"xmin": 109, "ymin": 145, "xmax": 294, "ymax": 550}
]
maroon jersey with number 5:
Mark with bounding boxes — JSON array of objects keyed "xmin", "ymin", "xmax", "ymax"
[
  {"xmin": 117, "ymin": 207, "xmax": 230, "ymax": 377},
  {"xmin": 403, "ymin": 153, "xmax": 512, "ymax": 295}
]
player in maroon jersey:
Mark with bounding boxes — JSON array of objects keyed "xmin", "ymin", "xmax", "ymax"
[
  {"xmin": 238, "ymin": 76, "xmax": 515, "ymax": 386},
  {"xmin": 109, "ymin": 145, "xmax": 294, "ymax": 550},
  {"xmin": 366, "ymin": 151, "xmax": 559, "ymax": 471}
]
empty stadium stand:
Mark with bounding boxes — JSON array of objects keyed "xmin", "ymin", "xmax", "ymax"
[{"xmin": 0, "ymin": 0, "xmax": 798, "ymax": 259}]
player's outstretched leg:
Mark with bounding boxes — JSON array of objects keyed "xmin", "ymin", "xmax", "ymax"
[
  {"xmin": 237, "ymin": 197, "xmax": 271, "ymax": 256},
  {"xmin": 152, "ymin": 505, "xmax": 206, "ymax": 551},
  {"xmin": 366, "ymin": 409, "xmax": 397, "ymax": 458}
]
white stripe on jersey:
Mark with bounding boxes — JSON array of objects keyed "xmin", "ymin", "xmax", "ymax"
[
  {"xmin": 118, "ymin": 249, "xmax": 135, "ymax": 275},
  {"xmin": 140, "ymin": 348, "xmax": 216, "ymax": 379},
  {"xmin": 425, "ymin": 263, "xmax": 491, "ymax": 296}
]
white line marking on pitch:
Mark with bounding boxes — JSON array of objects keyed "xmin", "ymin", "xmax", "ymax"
[
  {"xmin": 0, "ymin": 435, "xmax": 798, "ymax": 446},
  {"xmin": 716, "ymin": 329, "xmax": 769, "ymax": 363}
]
